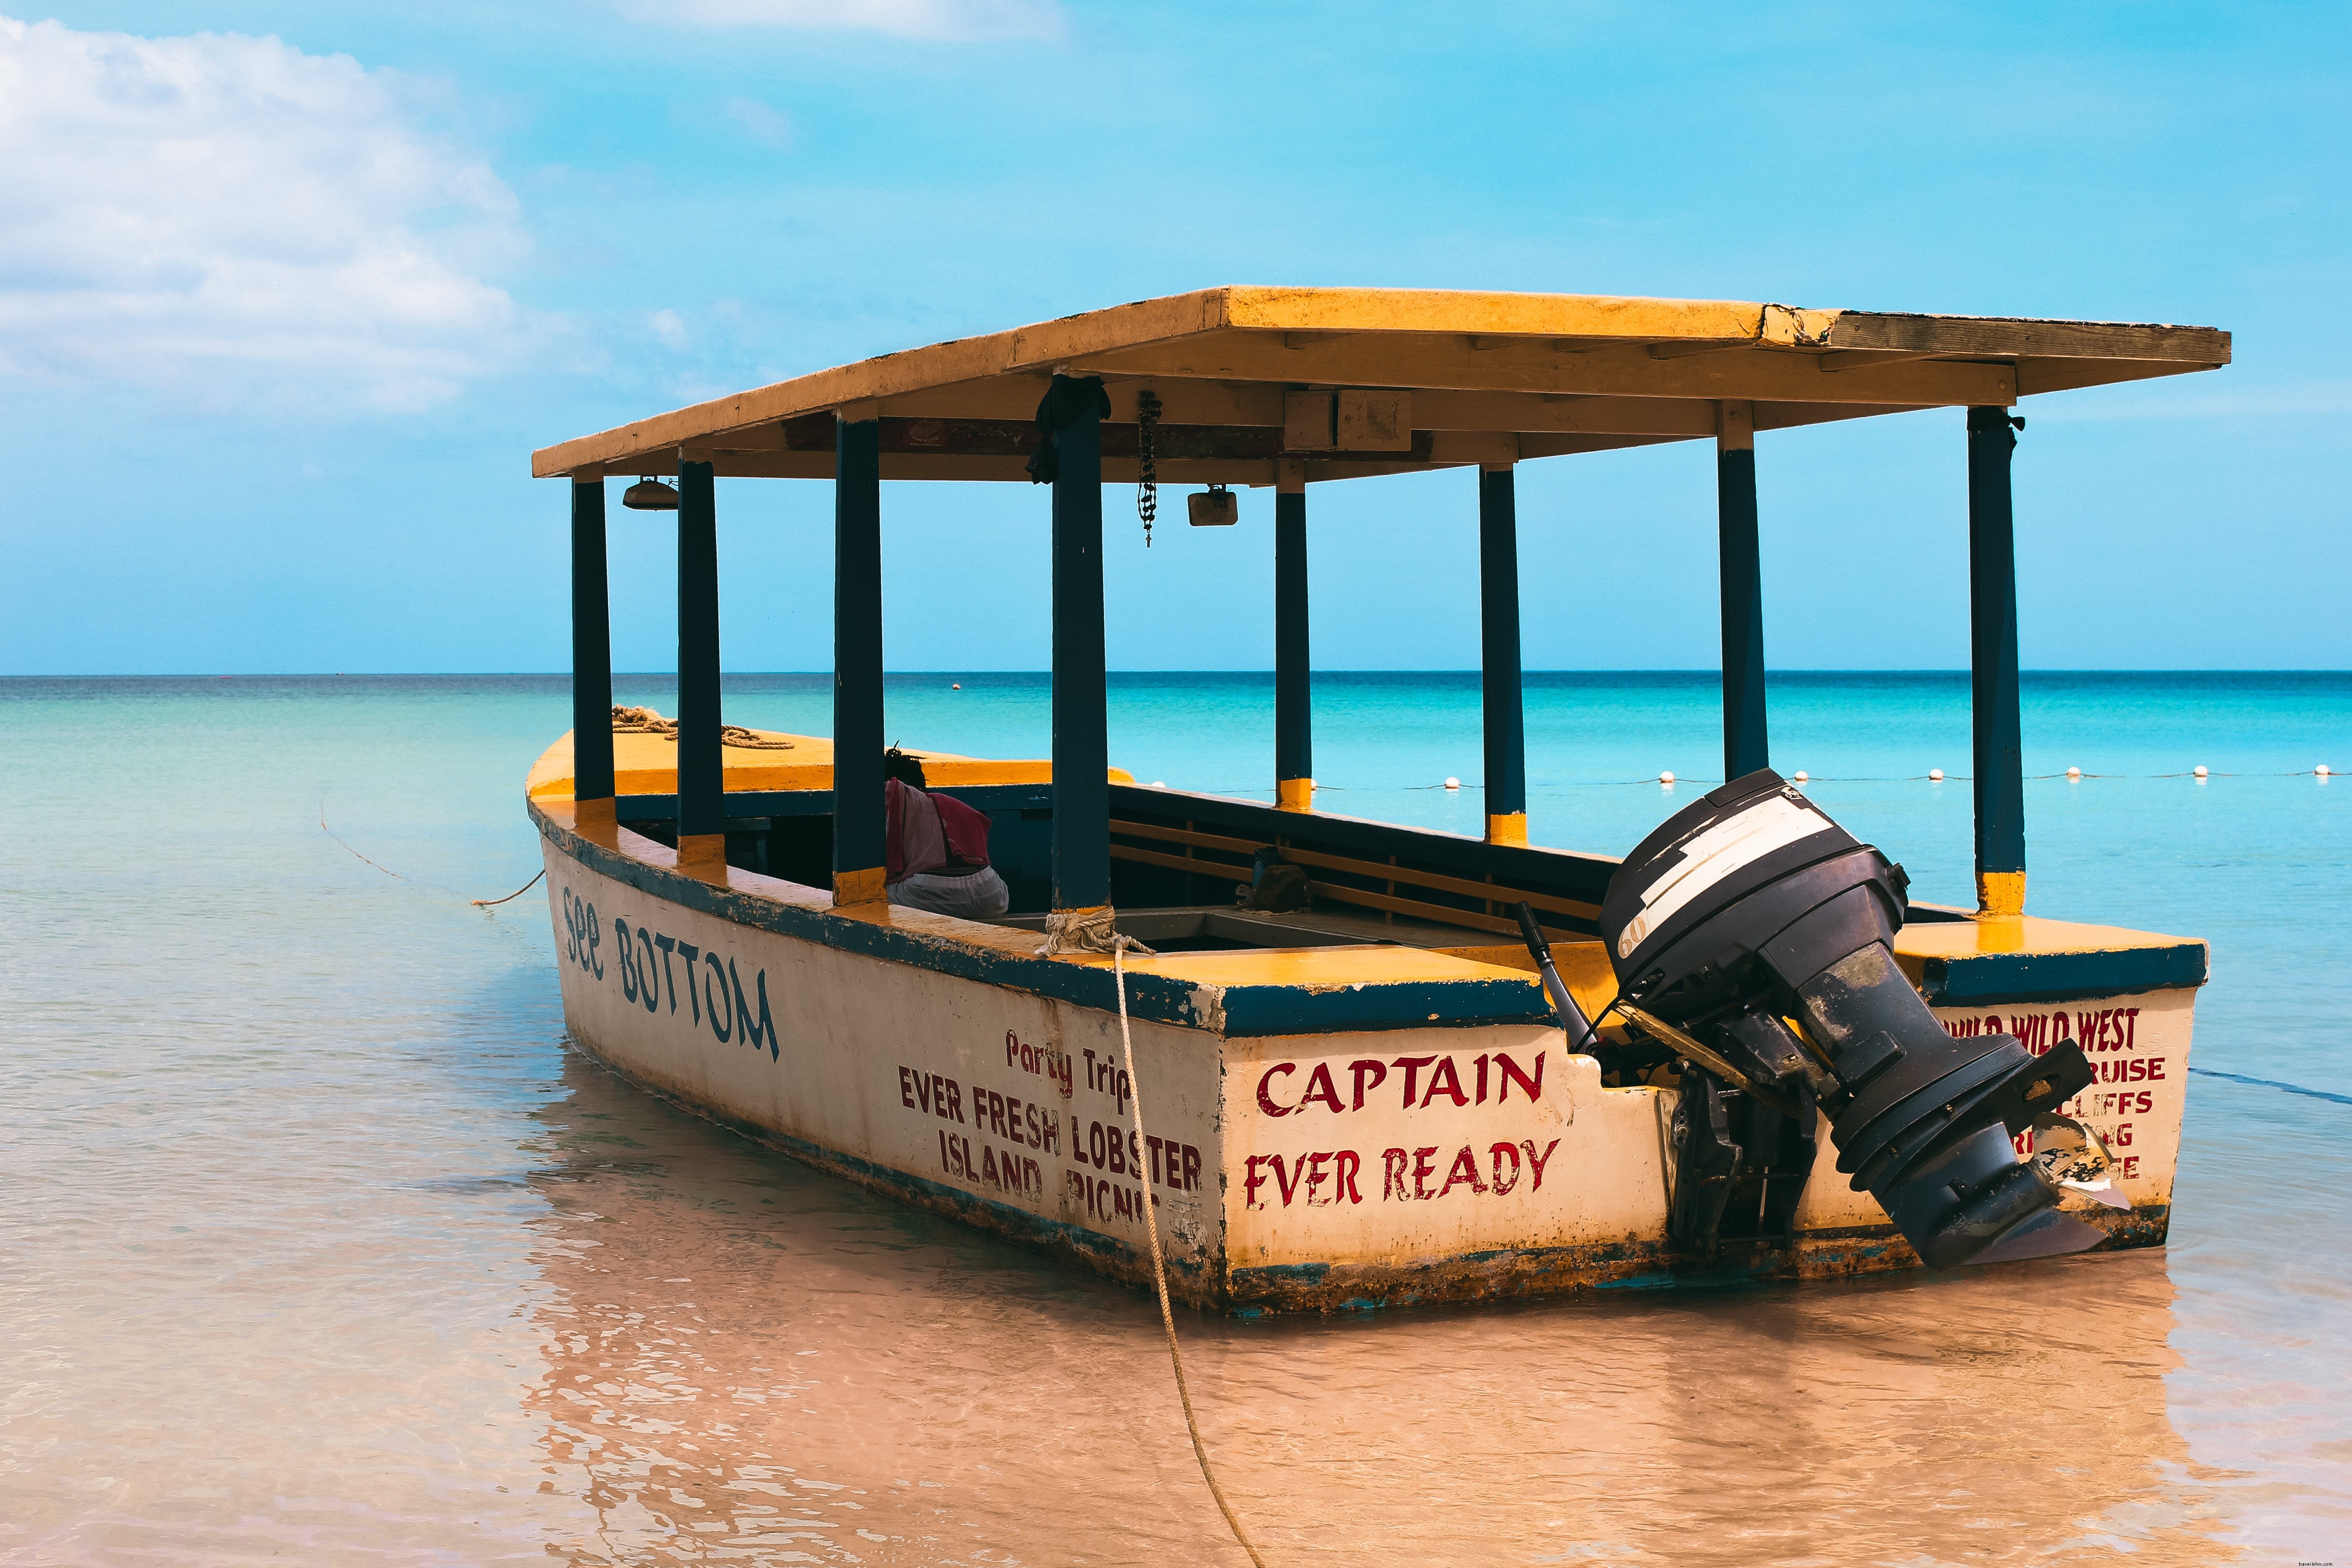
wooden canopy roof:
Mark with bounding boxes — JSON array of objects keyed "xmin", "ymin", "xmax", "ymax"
[{"xmin": 532, "ymin": 287, "xmax": 2229, "ymax": 488}]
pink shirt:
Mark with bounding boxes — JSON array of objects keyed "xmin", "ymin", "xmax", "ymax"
[{"xmin": 885, "ymin": 778, "xmax": 948, "ymax": 881}]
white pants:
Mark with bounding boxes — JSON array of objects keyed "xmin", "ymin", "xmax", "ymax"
[{"xmin": 888, "ymin": 866, "xmax": 1011, "ymax": 919}]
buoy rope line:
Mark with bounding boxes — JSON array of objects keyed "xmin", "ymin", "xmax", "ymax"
[
  {"xmin": 1376, "ymin": 768, "xmax": 2336, "ymax": 791},
  {"xmin": 2189, "ymin": 1066, "xmax": 2352, "ymax": 1109},
  {"xmin": 1111, "ymin": 943, "xmax": 1269, "ymax": 1568}
]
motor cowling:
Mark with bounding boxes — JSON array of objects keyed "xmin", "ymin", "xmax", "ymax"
[{"xmin": 1600, "ymin": 768, "xmax": 2102, "ymax": 1269}]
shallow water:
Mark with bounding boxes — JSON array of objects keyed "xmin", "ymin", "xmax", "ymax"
[{"xmin": 2, "ymin": 673, "xmax": 2347, "ymax": 1565}]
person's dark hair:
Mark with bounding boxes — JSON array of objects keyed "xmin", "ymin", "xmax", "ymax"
[{"xmin": 882, "ymin": 747, "xmax": 927, "ymax": 790}]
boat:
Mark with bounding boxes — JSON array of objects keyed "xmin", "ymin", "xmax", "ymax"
[{"xmin": 525, "ymin": 287, "xmax": 2225, "ymax": 1312}]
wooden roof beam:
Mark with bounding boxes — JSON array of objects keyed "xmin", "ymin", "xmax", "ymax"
[
  {"xmin": 1814, "ymin": 349, "xmax": 1950, "ymax": 373},
  {"xmin": 1822, "ymin": 311, "xmax": 2229, "ymax": 363},
  {"xmin": 1066, "ymin": 331, "xmax": 2017, "ymax": 408},
  {"xmin": 1646, "ymin": 339, "xmax": 1753, "ymax": 360},
  {"xmin": 533, "ymin": 290, "xmax": 2227, "ymax": 477}
]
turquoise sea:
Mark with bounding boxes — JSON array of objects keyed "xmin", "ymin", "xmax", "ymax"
[{"xmin": 3, "ymin": 671, "xmax": 2347, "ymax": 1564}]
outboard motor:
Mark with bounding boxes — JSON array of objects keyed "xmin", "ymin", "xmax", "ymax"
[{"xmin": 1600, "ymin": 769, "xmax": 2104, "ymax": 1269}]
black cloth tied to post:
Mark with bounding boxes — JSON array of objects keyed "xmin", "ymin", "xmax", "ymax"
[{"xmin": 1026, "ymin": 374, "xmax": 1112, "ymax": 484}]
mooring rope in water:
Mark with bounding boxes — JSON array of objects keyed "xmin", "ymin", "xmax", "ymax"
[
  {"xmin": 320, "ymin": 794, "xmax": 545, "ymax": 909},
  {"xmin": 319, "ymin": 794, "xmax": 405, "ymax": 879},
  {"xmin": 1111, "ymin": 943, "xmax": 1269, "ymax": 1568},
  {"xmin": 472, "ymin": 869, "xmax": 545, "ymax": 907}
]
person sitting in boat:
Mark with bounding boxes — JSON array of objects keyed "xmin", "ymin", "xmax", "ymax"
[{"xmin": 884, "ymin": 748, "xmax": 1011, "ymax": 918}]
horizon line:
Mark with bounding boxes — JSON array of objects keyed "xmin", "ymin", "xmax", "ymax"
[{"xmin": 6, "ymin": 668, "xmax": 2351, "ymax": 681}]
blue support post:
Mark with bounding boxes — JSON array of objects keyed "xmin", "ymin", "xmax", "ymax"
[
  {"xmin": 1274, "ymin": 470, "xmax": 1313, "ymax": 810},
  {"xmin": 832, "ymin": 418, "xmax": 887, "ymax": 905},
  {"xmin": 1479, "ymin": 466, "xmax": 1527, "ymax": 845},
  {"xmin": 1050, "ymin": 396, "xmax": 1110, "ymax": 910},
  {"xmin": 571, "ymin": 476, "xmax": 615, "ymax": 832},
  {"xmin": 1968, "ymin": 406, "xmax": 2026, "ymax": 915},
  {"xmin": 1716, "ymin": 401, "xmax": 1769, "ymax": 781},
  {"xmin": 675, "ymin": 457, "xmax": 725, "ymax": 871}
]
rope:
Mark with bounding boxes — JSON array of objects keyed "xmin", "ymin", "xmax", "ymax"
[
  {"xmin": 2189, "ymin": 1066, "xmax": 2352, "ymax": 1108},
  {"xmin": 473, "ymin": 868, "xmax": 545, "ymax": 907},
  {"xmin": 610, "ymin": 705, "xmax": 796, "ymax": 750},
  {"xmin": 320, "ymin": 794, "xmax": 404, "ymax": 878},
  {"xmin": 1111, "ymin": 942, "xmax": 1267, "ymax": 1568},
  {"xmin": 322, "ymin": 794, "xmax": 545, "ymax": 908},
  {"xmin": 1035, "ymin": 904, "xmax": 1158, "ymax": 958}
]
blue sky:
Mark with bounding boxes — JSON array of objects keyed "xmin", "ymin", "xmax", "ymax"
[{"xmin": 1, "ymin": 1, "xmax": 2344, "ymax": 673}]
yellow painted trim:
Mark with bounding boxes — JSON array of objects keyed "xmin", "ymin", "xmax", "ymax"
[
  {"xmin": 1276, "ymin": 777, "xmax": 1314, "ymax": 810},
  {"xmin": 1059, "ymin": 944, "xmax": 1545, "ymax": 990},
  {"xmin": 1437, "ymin": 941, "xmax": 1619, "ymax": 1023},
  {"xmin": 1892, "ymin": 913, "xmax": 2198, "ymax": 968},
  {"xmin": 1485, "ymin": 812, "xmax": 1529, "ymax": 847},
  {"xmin": 677, "ymin": 833, "xmax": 729, "ymax": 877},
  {"xmin": 1977, "ymin": 870, "xmax": 2027, "ymax": 917},
  {"xmin": 525, "ymin": 727, "xmax": 1131, "ymax": 802},
  {"xmin": 833, "ymin": 865, "xmax": 888, "ymax": 906},
  {"xmin": 573, "ymin": 796, "xmax": 617, "ymax": 839}
]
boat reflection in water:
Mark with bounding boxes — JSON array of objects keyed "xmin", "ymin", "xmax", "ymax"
[{"xmin": 521, "ymin": 1053, "xmax": 2238, "ymax": 1566}]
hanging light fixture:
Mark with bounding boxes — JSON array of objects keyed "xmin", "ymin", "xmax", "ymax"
[
  {"xmin": 623, "ymin": 477, "xmax": 680, "ymax": 511},
  {"xmin": 1187, "ymin": 484, "xmax": 1238, "ymax": 526}
]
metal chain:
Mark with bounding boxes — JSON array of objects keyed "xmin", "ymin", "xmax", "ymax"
[{"xmin": 1136, "ymin": 388, "xmax": 1161, "ymax": 547}]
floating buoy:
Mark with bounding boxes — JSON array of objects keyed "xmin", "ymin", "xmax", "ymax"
[
  {"xmin": 1928, "ymin": 768, "xmax": 1944, "ymax": 782},
  {"xmin": 2067, "ymin": 766, "xmax": 2082, "ymax": 779},
  {"xmin": 1444, "ymin": 776, "xmax": 1460, "ymax": 791},
  {"xmin": 1659, "ymin": 770, "xmax": 1675, "ymax": 785},
  {"xmin": 1792, "ymin": 771, "xmax": 1808, "ymax": 784},
  {"xmin": 2193, "ymin": 765, "xmax": 2209, "ymax": 778},
  {"xmin": 952, "ymin": 682, "xmax": 962, "ymax": 690},
  {"xmin": 2319, "ymin": 764, "xmax": 2333, "ymax": 776}
]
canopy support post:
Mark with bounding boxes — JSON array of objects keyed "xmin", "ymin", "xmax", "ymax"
[
  {"xmin": 1479, "ymin": 464, "xmax": 1527, "ymax": 846},
  {"xmin": 1051, "ymin": 397, "xmax": 1111, "ymax": 911},
  {"xmin": 1275, "ymin": 463, "xmax": 1312, "ymax": 811},
  {"xmin": 1716, "ymin": 400, "xmax": 1769, "ymax": 781},
  {"xmin": 570, "ymin": 474, "xmax": 615, "ymax": 837},
  {"xmin": 675, "ymin": 457, "xmax": 726, "ymax": 874},
  {"xmin": 833, "ymin": 418, "xmax": 887, "ymax": 906},
  {"xmin": 1968, "ymin": 406, "xmax": 2026, "ymax": 916}
]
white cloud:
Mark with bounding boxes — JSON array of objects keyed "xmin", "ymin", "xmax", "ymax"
[
  {"xmin": 650, "ymin": 308, "xmax": 687, "ymax": 347},
  {"xmin": 721, "ymin": 96, "xmax": 793, "ymax": 148},
  {"xmin": 0, "ymin": 16, "xmax": 530, "ymax": 411},
  {"xmin": 645, "ymin": 0, "xmax": 1061, "ymax": 41}
]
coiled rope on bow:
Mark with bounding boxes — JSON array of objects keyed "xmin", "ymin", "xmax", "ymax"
[
  {"xmin": 610, "ymin": 705, "xmax": 796, "ymax": 750},
  {"xmin": 1096, "ymin": 925, "xmax": 1267, "ymax": 1568}
]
